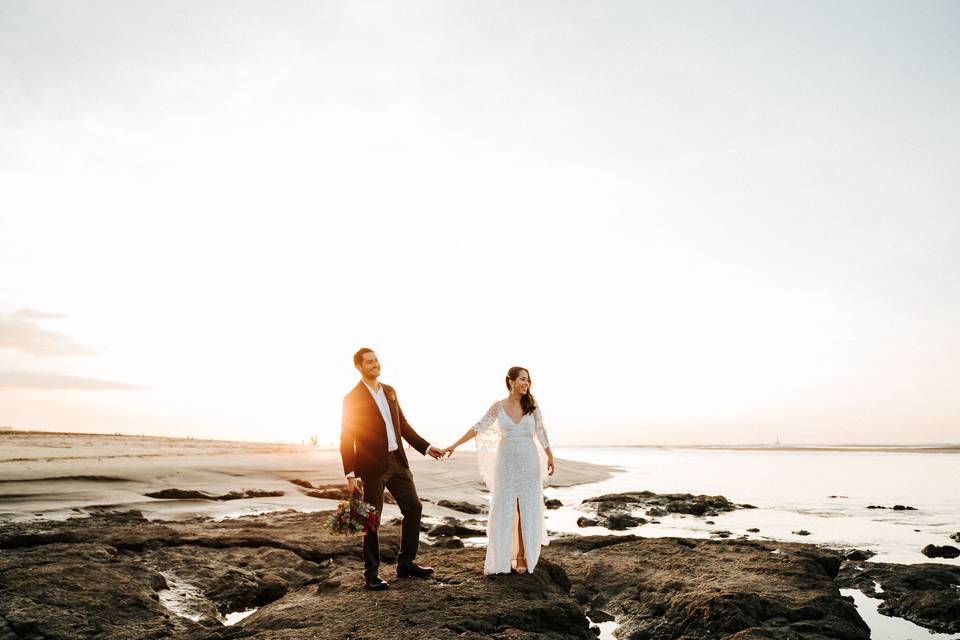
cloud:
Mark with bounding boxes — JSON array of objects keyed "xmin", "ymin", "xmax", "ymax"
[
  {"xmin": 0, "ymin": 372, "xmax": 148, "ymax": 391},
  {"xmin": 0, "ymin": 310, "xmax": 97, "ymax": 357}
]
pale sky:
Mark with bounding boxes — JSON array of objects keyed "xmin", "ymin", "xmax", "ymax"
[{"xmin": 1, "ymin": 1, "xmax": 958, "ymax": 446}]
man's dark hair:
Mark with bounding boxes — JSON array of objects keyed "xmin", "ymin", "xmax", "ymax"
[{"xmin": 353, "ymin": 347, "xmax": 374, "ymax": 367}]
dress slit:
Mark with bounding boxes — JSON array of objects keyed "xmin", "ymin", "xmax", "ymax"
[{"xmin": 511, "ymin": 498, "xmax": 527, "ymax": 572}]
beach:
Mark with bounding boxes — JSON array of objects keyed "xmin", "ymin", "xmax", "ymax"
[
  {"xmin": 2, "ymin": 431, "xmax": 958, "ymax": 640},
  {"xmin": 0, "ymin": 430, "xmax": 616, "ymax": 523}
]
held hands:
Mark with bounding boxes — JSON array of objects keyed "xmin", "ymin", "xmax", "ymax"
[
  {"xmin": 346, "ymin": 476, "xmax": 358, "ymax": 496},
  {"xmin": 427, "ymin": 447, "xmax": 445, "ymax": 460}
]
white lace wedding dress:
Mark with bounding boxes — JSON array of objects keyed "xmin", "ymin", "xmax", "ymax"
[{"xmin": 471, "ymin": 400, "xmax": 551, "ymax": 574}]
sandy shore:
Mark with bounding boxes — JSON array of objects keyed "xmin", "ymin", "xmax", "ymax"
[{"xmin": 0, "ymin": 431, "xmax": 617, "ymax": 523}]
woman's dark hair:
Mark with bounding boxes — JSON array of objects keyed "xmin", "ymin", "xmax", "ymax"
[{"xmin": 505, "ymin": 366, "xmax": 537, "ymax": 415}]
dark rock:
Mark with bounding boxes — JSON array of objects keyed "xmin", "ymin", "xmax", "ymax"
[
  {"xmin": 436, "ymin": 499, "xmax": 487, "ymax": 514},
  {"xmin": 604, "ymin": 513, "xmax": 646, "ymax": 531},
  {"xmin": 551, "ymin": 535, "xmax": 867, "ymax": 640},
  {"xmin": 705, "ymin": 520, "xmax": 715, "ymax": 525},
  {"xmin": 0, "ymin": 542, "xmax": 203, "ymax": 638},
  {"xmin": 866, "ymin": 505, "xmax": 886, "ymax": 509},
  {"xmin": 433, "ymin": 537, "xmax": 465, "ymax": 549},
  {"xmin": 922, "ymin": 544, "xmax": 960, "ymax": 559},
  {"xmin": 146, "ymin": 488, "xmax": 215, "ymax": 500},
  {"xmin": 426, "ymin": 518, "xmax": 485, "ymax": 538},
  {"xmin": 951, "ymin": 532, "xmax": 960, "ymax": 543},
  {"xmin": 581, "ymin": 491, "xmax": 745, "ymax": 531},
  {"xmin": 217, "ymin": 489, "xmax": 284, "ymax": 500},
  {"xmin": 545, "ymin": 498, "xmax": 563, "ymax": 509},
  {"xmin": 793, "ymin": 530, "xmax": 812, "ymax": 536},
  {"xmin": 145, "ymin": 488, "xmax": 284, "ymax": 501},
  {"xmin": 712, "ymin": 530, "xmax": 732, "ymax": 538},
  {"xmin": 577, "ymin": 517, "xmax": 599, "ymax": 528},
  {"xmin": 586, "ymin": 608, "xmax": 614, "ymax": 623},
  {"xmin": 256, "ymin": 574, "xmax": 290, "ymax": 604},
  {"xmin": 893, "ymin": 504, "xmax": 917, "ymax": 510},
  {"xmin": 0, "ymin": 510, "xmax": 879, "ymax": 640},
  {"xmin": 288, "ymin": 479, "xmax": 315, "ymax": 488},
  {"xmin": 427, "ymin": 523, "xmax": 458, "ymax": 537},
  {"xmin": 746, "ymin": 528, "xmax": 760, "ymax": 533},
  {"xmin": 838, "ymin": 561, "xmax": 960, "ymax": 634},
  {"xmin": 838, "ymin": 548, "xmax": 876, "ymax": 561}
]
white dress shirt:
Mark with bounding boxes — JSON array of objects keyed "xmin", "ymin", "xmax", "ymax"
[{"xmin": 364, "ymin": 381, "xmax": 399, "ymax": 452}]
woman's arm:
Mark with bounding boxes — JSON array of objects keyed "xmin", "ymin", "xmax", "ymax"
[
  {"xmin": 534, "ymin": 406, "xmax": 555, "ymax": 476},
  {"xmin": 441, "ymin": 427, "xmax": 477, "ymax": 457},
  {"xmin": 442, "ymin": 402, "xmax": 498, "ymax": 457}
]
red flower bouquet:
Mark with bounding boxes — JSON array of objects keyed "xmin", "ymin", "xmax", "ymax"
[{"xmin": 325, "ymin": 496, "xmax": 379, "ymax": 536}]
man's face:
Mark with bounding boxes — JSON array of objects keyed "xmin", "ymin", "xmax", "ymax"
[{"xmin": 357, "ymin": 352, "xmax": 381, "ymax": 379}]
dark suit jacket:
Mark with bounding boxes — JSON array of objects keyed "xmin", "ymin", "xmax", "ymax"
[{"xmin": 340, "ymin": 381, "xmax": 430, "ymax": 478}]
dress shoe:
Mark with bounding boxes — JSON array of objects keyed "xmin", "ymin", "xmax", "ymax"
[
  {"xmin": 364, "ymin": 575, "xmax": 389, "ymax": 590},
  {"xmin": 396, "ymin": 563, "xmax": 434, "ymax": 578}
]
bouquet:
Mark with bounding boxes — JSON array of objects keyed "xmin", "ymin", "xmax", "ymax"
[{"xmin": 325, "ymin": 495, "xmax": 379, "ymax": 536}]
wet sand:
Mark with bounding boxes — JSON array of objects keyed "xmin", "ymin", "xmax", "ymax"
[{"xmin": 0, "ymin": 431, "xmax": 617, "ymax": 522}]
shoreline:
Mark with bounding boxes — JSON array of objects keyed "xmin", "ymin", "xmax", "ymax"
[{"xmin": 3, "ymin": 429, "xmax": 957, "ymax": 453}]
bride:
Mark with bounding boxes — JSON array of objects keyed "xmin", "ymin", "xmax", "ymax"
[{"xmin": 441, "ymin": 366, "xmax": 555, "ymax": 574}]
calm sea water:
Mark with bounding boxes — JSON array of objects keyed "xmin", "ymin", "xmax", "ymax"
[
  {"xmin": 546, "ymin": 446, "xmax": 959, "ymax": 566},
  {"xmin": 546, "ymin": 447, "xmax": 960, "ymax": 639}
]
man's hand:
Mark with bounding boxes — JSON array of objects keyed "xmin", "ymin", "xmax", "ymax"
[
  {"xmin": 427, "ymin": 447, "xmax": 444, "ymax": 460},
  {"xmin": 346, "ymin": 477, "xmax": 358, "ymax": 495}
]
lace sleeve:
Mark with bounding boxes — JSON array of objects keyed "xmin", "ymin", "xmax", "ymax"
[
  {"xmin": 472, "ymin": 402, "xmax": 499, "ymax": 435},
  {"xmin": 533, "ymin": 406, "xmax": 551, "ymax": 450}
]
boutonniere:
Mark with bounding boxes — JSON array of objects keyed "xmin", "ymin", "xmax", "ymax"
[{"xmin": 387, "ymin": 391, "xmax": 397, "ymax": 403}]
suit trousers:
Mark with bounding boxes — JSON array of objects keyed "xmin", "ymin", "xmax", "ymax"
[{"xmin": 360, "ymin": 449, "xmax": 423, "ymax": 577}]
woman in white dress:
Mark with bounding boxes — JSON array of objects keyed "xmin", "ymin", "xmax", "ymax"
[{"xmin": 441, "ymin": 366, "xmax": 555, "ymax": 574}]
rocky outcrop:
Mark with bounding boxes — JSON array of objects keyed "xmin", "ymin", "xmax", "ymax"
[
  {"xmin": 425, "ymin": 517, "xmax": 485, "ymax": 538},
  {"xmin": 833, "ymin": 548, "xmax": 876, "ymax": 561},
  {"xmin": 550, "ymin": 535, "xmax": 866, "ymax": 640},
  {"xmin": 579, "ymin": 490, "xmax": 754, "ymax": 531},
  {"xmin": 838, "ymin": 561, "xmax": 960, "ymax": 634},
  {"xmin": 921, "ymin": 544, "xmax": 960, "ymax": 559},
  {"xmin": 436, "ymin": 499, "xmax": 487, "ymax": 515},
  {"xmin": 0, "ymin": 509, "xmax": 888, "ymax": 640},
  {"xmin": 865, "ymin": 504, "xmax": 917, "ymax": 510},
  {"xmin": 145, "ymin": 488, "xmax": 284, "ymax": 501}
]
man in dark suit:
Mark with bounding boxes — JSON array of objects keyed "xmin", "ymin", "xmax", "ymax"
[{"xmin": 341, "ymin": 347, "xmax": 443, "ymax": 590}]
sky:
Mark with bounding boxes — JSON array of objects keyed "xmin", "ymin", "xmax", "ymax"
[{"xmin": 1, "ymin": 1, "xmax": 958, "ymax": 446}]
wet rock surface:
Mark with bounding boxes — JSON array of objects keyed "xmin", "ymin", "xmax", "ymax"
[
  {"xmin": 435, "ymin": 499, "xmax": 488, "ymax": 514},
  {"xmin": 580, "ymin": 490, "xmax": 754, "ymax": 531},
  {"xmin": 1, "ymin": 508, "xmax": 946, "ymax": 640},
  {"xmin": 551, "ymin": 535, "xmax": 867, "ymax": 640},
  {"xmin": 838, "ymin": 561, "xmax": 960, "ymax": 634},
  {"xmin": 921, "ymin": 544, "xmax": 960, "ymax": 559},
  {"xmin": 145, "ymin": 488, "xmax": 285, "ymax": 501}
]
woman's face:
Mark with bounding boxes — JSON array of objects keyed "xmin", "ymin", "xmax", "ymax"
[{"xmin": 510, "ymin": 370, "xmax": 531, "ymax": 396}]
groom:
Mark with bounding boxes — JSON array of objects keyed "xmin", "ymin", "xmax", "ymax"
[{"xmin": 340, "ymin": 347, "xmax": 443, "ymax": 590}]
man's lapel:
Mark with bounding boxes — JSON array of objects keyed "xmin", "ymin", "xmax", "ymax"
[{"xmin": 356, "ymin": 381, "xmax": 386, "ymax": 430}]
